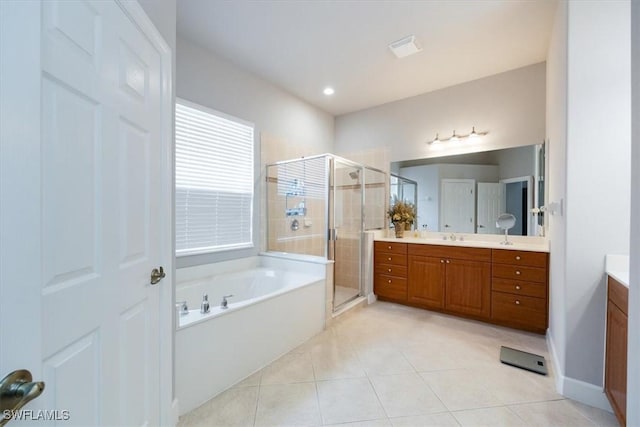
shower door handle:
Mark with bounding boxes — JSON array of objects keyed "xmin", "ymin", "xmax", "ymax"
[{"xmin": 329, "ymin": 229, "xmax": 338, "ymax": 241}]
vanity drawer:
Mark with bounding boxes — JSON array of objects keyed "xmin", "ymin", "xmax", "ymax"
[
  {"xmin": 375, "ymin": 241, "xmax": 407, "ymax": 255},
  {"xmin": 375, "ymin": 253, "xmax": 407, "ymax": 266},
  {"xmin": 492, "ymin": 264, "xmax": 547, "ymax": 283},
  {"xmin": 492, "ymin": 278, "xmax": 546, "ymax": 299},
  {"xmin": 374, "ymin": 274, "xmax": 407, "ymax": 300},
  {"xmin": 408, "ymin": 244, "xmax": 491, "ymax": 262},
  {"xmin": 492, "ymin": 292, "xmax": 547, "ymax": 330},
  {"xmin": 492, "ymin": 249, "xmax": 547, "ymax": 268},
  {"xmin": 375, "ymin": 264, "xmax": 407, "ymax": 277}
]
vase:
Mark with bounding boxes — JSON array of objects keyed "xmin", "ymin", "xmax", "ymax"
[{"xmin": 394, "ymin": 222, "xmax": 404, "ymax": 238}]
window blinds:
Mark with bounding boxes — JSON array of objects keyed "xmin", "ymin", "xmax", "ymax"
[{"xmin": 175, "ymin": 100, "xmax": 254, "ymax": 255}]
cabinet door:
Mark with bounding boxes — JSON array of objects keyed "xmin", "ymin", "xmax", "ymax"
[
  {"xmin": 408, "ymin": 256, "xmax": 444, "ymax": 309},
  {"xmin": 605, "ymin": 302, "xmax": 627, "ymax": 425},
  {"xmin": 445, "ymin": 260, "xmax": 491, "ymax": 318}
]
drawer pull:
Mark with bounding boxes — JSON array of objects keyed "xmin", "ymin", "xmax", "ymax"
[
  {"xmin": 440, "ymin": 259, "xmax": 444, "ymax": 263},
  {"xmin": 515, "ymin": 270, "xmax": 521, "ymax": 275},
  {"xmin": 388, "ymin": 245, "xmax": 392, "ymax": 250},
  {"xmin": 515, "ymin": 300, "xmax": 521, "ymax": 305},
  {"xmin": 446, "ymin": 260, "xmax": 450, "ymax": 264},
  {"xmin": 388, "ymin": 279, "xmax": 392, "ymax": 284},
  {"xmin": 388, "ymin": 257, "xmax": 392, "ymax": 261},
  {"xmin": 515, "ymin": 285, "xmax": 521, "ymax": 290},
  {"xmin": 516, "ymin": 255, "xmax": 521, "ymax": 260},
  {"xmin": 388, "ymin": 268, "xmax": 392, "ymax": 273}
]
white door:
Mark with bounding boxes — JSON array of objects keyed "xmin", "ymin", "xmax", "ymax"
[
  {"xmin": 0, "ymin": 2, "xmax": 172, "ymax": 425},
  {"xmin": 477, "ymin": 183, "xmax": 506, "ymax": 234},
  {"xmin": 440, "ymin": 179, "xmax": 475, "ymax": 233}
]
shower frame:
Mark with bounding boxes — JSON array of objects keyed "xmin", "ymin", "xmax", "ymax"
[{"xmin": 265, "ymin": 153, "xmax": 387, "ymax": 312}]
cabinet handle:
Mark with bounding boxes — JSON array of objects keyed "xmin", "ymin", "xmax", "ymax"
[
  {"xmin": 446, "ymin": 260, "xmax": 450, "ymax": 264},
  {"xmin": 515, "ymin": 270, "xmax": 521, "ymax": 275},
  {"xmin": 388, "ymin": 279, "xmax": 392, "ymax": 284},
  {"xmin": 515, "ymin": 285, "xmax": 521, "ymax": 290},
  {"xmin": 388, "ymin": 257, "xmax": 392, "ymax": 261},
  {"xmin": 388, "ymin": 245, "xmax": 392, "ymax": 250},
  {"xmin": 516, "ymin": 255, "xmax": 521, "ymax": 260},
  {"xmin": 515, "ymin": 300, "xmax": 521, "ymax": 305},
  {"xmin": 440, "ymin": 259, "xmax": 444, "ymax": 263},
  {"xmin": 388, "ymin": 268, "xmax": 392, "ymax": 273}
]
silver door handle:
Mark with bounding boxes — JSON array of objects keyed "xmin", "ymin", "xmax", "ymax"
[
  {"xmin": 150, "ymin": 266, "xmax": 166, "ymax": 285},
  {"xmin": 478, "ymin": 225, "xmax": 485, "ymax": 228},
  {"xmin": 0, "ymin": 370, "xmax": 45, "ymax": 424}
]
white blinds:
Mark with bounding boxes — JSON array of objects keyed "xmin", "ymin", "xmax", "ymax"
[{"xmin": 175, "ymin": 100, "xmax": 254, "ymax": 255}]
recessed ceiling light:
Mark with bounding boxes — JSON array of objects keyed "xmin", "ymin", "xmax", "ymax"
[
  {"xmin": 388, "ymin": 35, "xmax": 422, "ymax": 58},
  {"xmin": 323, "ymin": 87, "xmax": 335, "ymax": 96}
]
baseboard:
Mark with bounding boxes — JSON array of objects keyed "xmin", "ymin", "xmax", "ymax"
[
  {"xmin": 367, "ymin": 293, "xmax": 377, "ymax": 304},
  {"xmin": 171, "ymin": 398, "xmax": 180, "ymax": 426},
  {"xmin": 546, "ymin": 332, "xmax": 613, "ymax": 413}
]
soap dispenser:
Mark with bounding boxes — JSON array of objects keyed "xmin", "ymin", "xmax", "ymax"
[{"xmin": 201, "ymin": 293, "xmax": 210, "ymax": 314}]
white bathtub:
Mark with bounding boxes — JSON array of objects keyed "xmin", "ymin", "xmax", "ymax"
[{"xmin": 175, "ymin": 253, "xmax": 329, "ymax": 415}]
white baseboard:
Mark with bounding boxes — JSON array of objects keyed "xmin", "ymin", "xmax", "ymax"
[
  {"xmin": 546, "ymin": 332, "xmax": 613, "ymax": 413},
  {"xmin": 367, "ymin": 293, "xmax": 377, "ymax": 304},
  {"xmin": 171, "ymin": 398, "xmax": 180, "ymax": 426}
]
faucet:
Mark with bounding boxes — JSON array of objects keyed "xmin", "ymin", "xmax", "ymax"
[
  {"xmin": 175, "ymin": 301, "xmax": 188, "ymax": 316},
  {"xmin": 201, "ymin": 293, "xmax": 210, "ymax": 314},
  {"xmin": 449, "ymin": 233, "xmax": 457, "ymax": 241},
  {"xmin": 220, "ymin": 294, "xmax": 234, "ymax": 309}
]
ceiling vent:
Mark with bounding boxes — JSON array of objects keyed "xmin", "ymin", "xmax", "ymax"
[{"xmin": 388, "ymin": 35, "xmax": 422, "ymax": 58}]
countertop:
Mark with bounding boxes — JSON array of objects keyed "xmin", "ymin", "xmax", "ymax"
[
  {"xmin": 605, "ymin": 254, "xmax": 629, "ymax": 288},
  {"xmin": 375, "ymin": 232, "xmax": 549, "ymax": 253}
]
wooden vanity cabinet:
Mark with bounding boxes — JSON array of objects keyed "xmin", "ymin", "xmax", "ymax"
[
  {"xmin": 605, "ymin": 276, "xmax": 628, "ymax": 426},
  {"xmin": 490, "ymin": 249, "xmax": 549, "ymax": 333},
  {"xmin": 408, "ymin": 244, "xmax": 491, "ymax": 319},
  {"xmin": 373, "ymin": 242, "xmax": 408, "ymax": 302}
]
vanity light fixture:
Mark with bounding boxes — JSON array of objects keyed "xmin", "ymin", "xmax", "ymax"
[{"xmin": 427, "ymin": 127, "xmax": 488, "ymax": 144}]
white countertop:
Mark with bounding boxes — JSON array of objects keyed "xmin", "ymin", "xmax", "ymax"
[
  {"xmin": 375, "ymin": 232, "xmax": 549, "ymax": 253},
  {"xmin": 605, "ymin": 254, "xmax": 629, "ymax": 288}
]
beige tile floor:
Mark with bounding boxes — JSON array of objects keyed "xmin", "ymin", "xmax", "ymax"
[{"xmin": 178, "ymin": 301, "xmax": 619, "ymax": 427}]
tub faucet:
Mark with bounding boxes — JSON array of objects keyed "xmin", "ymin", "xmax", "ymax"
[
  {"xmin": 175, "ymin": 301, "xmax": 188, "ymax": 316},
  {"xmin": 201, "ymin": 293, "xmax": 210, "ymax": 314},
  {"xmin": 220, "ymin": 294, "xmax": 234, "ymax": 310}
]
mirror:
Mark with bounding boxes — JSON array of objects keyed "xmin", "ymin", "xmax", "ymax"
[{"xmin": 390, "ymin": 143, "xmax": 545, "ymax": 236}]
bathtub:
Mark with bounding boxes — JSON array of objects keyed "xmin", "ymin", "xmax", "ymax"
[{"xmin": 175, "ymin": 253, "xmax": 329, "ymax": 415}]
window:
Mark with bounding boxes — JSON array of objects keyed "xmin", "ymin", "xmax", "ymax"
[{"xmin": 175, "ymin": 99, "xmax": 254, "ymax": 256}]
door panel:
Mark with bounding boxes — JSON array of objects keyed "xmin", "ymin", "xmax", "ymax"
[
  {"xmin": 408, "ymin": 256, "xmax": 445, "ymax": 309},
  {"xmin": 1, "ymin": 2, "xmax": 169, "ymax": 425},
  {"xmin": 477, "ymin": 183, "xmax": 505, "ymax": 234},
  {"xmin": 440, "ymin": 180, "xmax": 475, "ymax": 233},
  {"xmin": 445, "ymin": 260, "xmax": 491, "ymax": 318}
]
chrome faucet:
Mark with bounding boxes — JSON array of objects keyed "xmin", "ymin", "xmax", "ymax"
[
  {"xmin": 449, "ymin": 233, "xmax": 457, "ymax": 241},
  {"xmin": 175, "ymin": 301, "xmax": 188, "ymax": 316},
  {"xmin": 201, "ymin": 293, "xmax": 210, "ymax": 314},
  {"xmin": 220, "ymin": 294, "xmax": 234, "ymax": 309}
]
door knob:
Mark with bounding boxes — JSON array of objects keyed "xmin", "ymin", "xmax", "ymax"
[
  {"xmin": 150, "ymin": 266, "xmax": 166, "ymax": 285},
  {"xmin": 0, "ymin": 370, "xmax": 45, "ymax": 425}
]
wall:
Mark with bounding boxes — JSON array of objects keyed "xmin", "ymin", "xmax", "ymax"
[
  {"xmin": 335, "ymin": 63, "xmax": 546, "ymax": 163},
  {"xmin": 547, "ymin": 0, "xmax": 631, "ymax": 409},
  {"xmin": 628, "ymin": 0, "xmax": 640, "ymax": 424},
  {"xmin": 545, "ymin": 0, "xmax": 568, "ymax": 389},
  {"xmin": 176, "ymin": 36, "xmax": 334, "ymax": 266},
  {"xmin": 497, "ymin": 145, "xmax": 536, "ymax": 180}
]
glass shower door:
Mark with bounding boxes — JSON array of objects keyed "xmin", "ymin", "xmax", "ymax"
[{"xmin": 330, "ymin": 158, "xmax": 363, "ymax": 310}]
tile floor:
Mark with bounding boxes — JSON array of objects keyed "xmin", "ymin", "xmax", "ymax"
[{"xmin": 177, "ymin": 301, "xmax": 619, "ymax": 427}]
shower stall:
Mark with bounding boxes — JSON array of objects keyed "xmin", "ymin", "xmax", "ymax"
[{"xmin": 265, "ymin": 154, "xmax": 386, "ymax": 311}]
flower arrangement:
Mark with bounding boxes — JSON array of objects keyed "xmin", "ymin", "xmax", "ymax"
[{"xmin": 387, "ymin": 197, "xmax": 416, "ymax": 225}]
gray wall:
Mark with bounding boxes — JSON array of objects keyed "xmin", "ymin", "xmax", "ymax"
[
  {"xmin": 547, "ymin": 0, "xmax": 631, "ymax": 409},
  {"xmin": 628, "ymin": 0, "xmax": 640, "ymax": 424},
  {"xmin": 497, "ymin": 145, "xmax": 536, "ymax": 181},
  {"xmin": 335, "ymin": 63, "xmax": 546, "ymax": 163}
]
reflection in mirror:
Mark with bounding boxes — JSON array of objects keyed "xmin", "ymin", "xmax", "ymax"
[
  {"xmin": 496, "ymin": 213, "xmax": 517, "ymax": 245},
  {"xmin": 389, "ymin": 174, "xmax": 418, "ymax": 228},
  {"xmin": 390, "ymin": 144, "xmax": 545, "ymax": 236}
]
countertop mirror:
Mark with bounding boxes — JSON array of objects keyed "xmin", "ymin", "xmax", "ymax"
[{"xmin": 390, "ymin": 143, "xmax": 545, "ymax": 236}]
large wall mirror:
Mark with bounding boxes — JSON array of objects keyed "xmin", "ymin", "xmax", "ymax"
[{"xmin": 390, "ymin": 143, "xmax": 545, "ymax": 236}]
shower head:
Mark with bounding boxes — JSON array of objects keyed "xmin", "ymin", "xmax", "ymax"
[{"xmin": 349, "ymin": 170, "xmax": 360, "ymax": 180}]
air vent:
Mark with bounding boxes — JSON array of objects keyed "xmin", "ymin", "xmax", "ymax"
[{"xmin": 388, "ymin": 35, "xmax": 422, "ymax": 58}]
